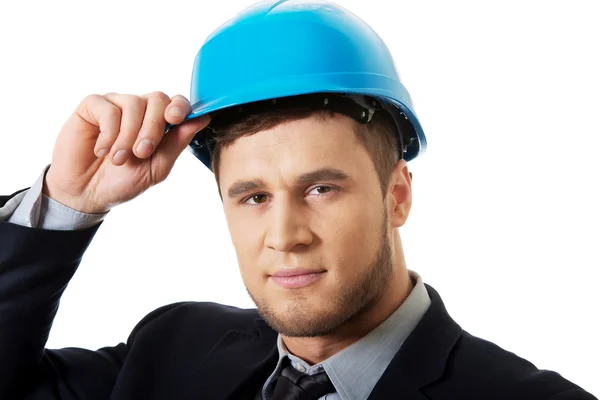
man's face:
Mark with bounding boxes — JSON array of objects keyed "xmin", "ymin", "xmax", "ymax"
[{"xmin": 219, "ymin": 114, "xmax": 395, "ymax": 337}]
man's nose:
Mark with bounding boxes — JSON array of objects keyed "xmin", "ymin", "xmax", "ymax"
[{"xmin": 264, "ymin": 197, "xmax": 313, "ymax": 252}]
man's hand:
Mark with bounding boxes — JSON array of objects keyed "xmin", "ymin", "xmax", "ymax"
[{"xmin": 43, "ymin": 92, "xmax": 210, "ymax": 214}]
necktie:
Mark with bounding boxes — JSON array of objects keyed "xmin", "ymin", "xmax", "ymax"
[{"xmin": 271, "ymin": 360, "xmax": 335, "ymax": 400}]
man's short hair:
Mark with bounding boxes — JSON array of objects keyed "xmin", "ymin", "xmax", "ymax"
[{"xmin": 209, "ymin": 104, "xmax": 400, "ymax": 199}]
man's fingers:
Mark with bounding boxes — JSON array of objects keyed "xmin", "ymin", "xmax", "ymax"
[
  {"xmin": 165, "ymin": 94, "xmax": 193, "ymax": 125},
  {"xmin": 151, "ymin": 115, "xmax": 211, "ymax": 181},
  {"xmin": 102, "ymin": 93, "xmax": 147, "ymax": 166},
  {"xmin": 133, "ymin": 91, "xmax": 171, "ymax": 159},
  {"xmin": 73, "ymin": 94, "xmax": 122, "ymax": 158},
  {"xmin": 73, "ymin": 91, "xmax": 200, "ymax": 178}
]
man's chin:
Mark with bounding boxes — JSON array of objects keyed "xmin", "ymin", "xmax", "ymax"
[{"xmin": 257, "ymin": 302, "xmax": 345, "ymax": 337}]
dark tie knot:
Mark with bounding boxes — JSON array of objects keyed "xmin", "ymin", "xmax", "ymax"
[{"xmin": 271, "ymin": 360, "xmax": 335, "ymax": 400}]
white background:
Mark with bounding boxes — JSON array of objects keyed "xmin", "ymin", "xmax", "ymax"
[{"xmin": 0, "ymin": 0, "xmax": 598, "ymax": 395}]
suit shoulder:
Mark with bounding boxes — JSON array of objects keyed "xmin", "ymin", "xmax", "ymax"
[
  {"xmin": 435, "ymin": 330, "xmax": 592, "ymax": 398},
  {"xmin": 127, "ymin": 301, "xmax": 261, "ymax": 346},
  {"xmin": 454, "ymin": 330, "xmax": 539, "ymax": 373}
]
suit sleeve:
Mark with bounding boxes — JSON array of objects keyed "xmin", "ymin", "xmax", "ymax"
[{"xmin": 0, "ymin": 190, "xmax": 128, "ymax": 400}]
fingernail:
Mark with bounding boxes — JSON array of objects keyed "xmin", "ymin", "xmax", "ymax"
[
  {"xmin": 113, "ymin": 149, "xmax": 128, "ymax": 164},
  {"xmin": 136, "ymin": 140, "xmax": 155, "ymax": 157},
  {"xmin": 169, "ymin": 106, "xmax": 183, "ymax": 119},
  {"xmin": 97, "ymin": 148, "xmax": 108, "ymax": 158}
]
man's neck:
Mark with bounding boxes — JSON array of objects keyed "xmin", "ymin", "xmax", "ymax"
[{"xmin": 280, "ymin": 266, "xmax": 414, "ymax": 365}]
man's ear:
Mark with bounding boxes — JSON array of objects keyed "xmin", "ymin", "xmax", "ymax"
[{"xmin": 387, "ymin": 159, "xmax": 412, "ymax": 228}]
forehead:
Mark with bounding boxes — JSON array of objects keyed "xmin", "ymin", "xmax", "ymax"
[{"xmin": 218, "ymin": 114, "xmax": 373, "ymax": 184}]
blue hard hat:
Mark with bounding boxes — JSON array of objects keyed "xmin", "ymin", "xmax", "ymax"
[{"xmin": 183, "ymin": 0, "xmax": 427, "ymax": 170}]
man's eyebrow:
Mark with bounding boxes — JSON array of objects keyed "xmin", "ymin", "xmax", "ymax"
[
  {"xmin": 227, "ymin": 168, "xmax": 351, "ymax": 199},
  {"xmin": 296, "ymin": 167, "xmax": 351, "ymax": 185},
  {"xmin": 227, "ymin": 180, "xmax": 265, "ymax": 199}
]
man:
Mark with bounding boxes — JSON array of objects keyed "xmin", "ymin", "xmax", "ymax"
[{"xmin": 0, "ymin": 0, "xmax": 596, "ymax": 399}]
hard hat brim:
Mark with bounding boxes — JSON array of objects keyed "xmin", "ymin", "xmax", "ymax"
[{"xmin": 182, "ymin": 72, "xmax": 427, "ymax": 168}]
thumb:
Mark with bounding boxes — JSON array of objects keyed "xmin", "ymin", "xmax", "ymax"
[{"xmin": 151, "ymin": 114, "xmax": 211, "ymax": 181}]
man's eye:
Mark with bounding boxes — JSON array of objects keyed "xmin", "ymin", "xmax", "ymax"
[
  {"xmin": 308, "ymin": 186, "xmax": 334, "ymax": 195},
  {"xmin": 245, "ymin": 194, "xmax": 268, "ymax": 205}
]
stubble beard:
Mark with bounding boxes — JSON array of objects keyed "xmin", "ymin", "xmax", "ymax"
[{"xmin": 248, "ymin": 213, "xmax": 393, "ymax": 337}]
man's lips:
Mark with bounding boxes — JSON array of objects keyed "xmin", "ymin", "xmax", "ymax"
[
  {"xmin": 270, "ymin": 268, "xmax": 326, "ymax": 289},
  {"xmin": 271, "ymin": 268, "xmax": 326, "ymax": 277}
]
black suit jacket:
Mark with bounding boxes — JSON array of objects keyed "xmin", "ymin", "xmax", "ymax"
[{"xmin": 0, "ymin": 189, "xmax": 596, "ymax": 400}]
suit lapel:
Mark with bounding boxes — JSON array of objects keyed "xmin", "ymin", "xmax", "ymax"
[
  {"xmin": 368, "ymin": 284, "xmax": 463, "ymax": 399},
  {"xmin": 181, "ymin": 318, "xmax": 279, "ymax": 400}
]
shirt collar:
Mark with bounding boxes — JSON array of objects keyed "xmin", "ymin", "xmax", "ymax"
[{"xmin": 274, "ymin": 270, "xmax": 432, "ymax": 400}]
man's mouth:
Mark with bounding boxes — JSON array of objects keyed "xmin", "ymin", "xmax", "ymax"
[{"xmin": 270, "ymin": 268, "xmax": 326, "ymax": 289}]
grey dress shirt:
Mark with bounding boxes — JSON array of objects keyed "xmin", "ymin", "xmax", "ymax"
[
  {"xmin": 1, "ymin": 167, "xmax": 432, "ymax": 400},
  {"xmin": 4, "ymin": 165, "xmax": 108, "ymax": 230}
]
